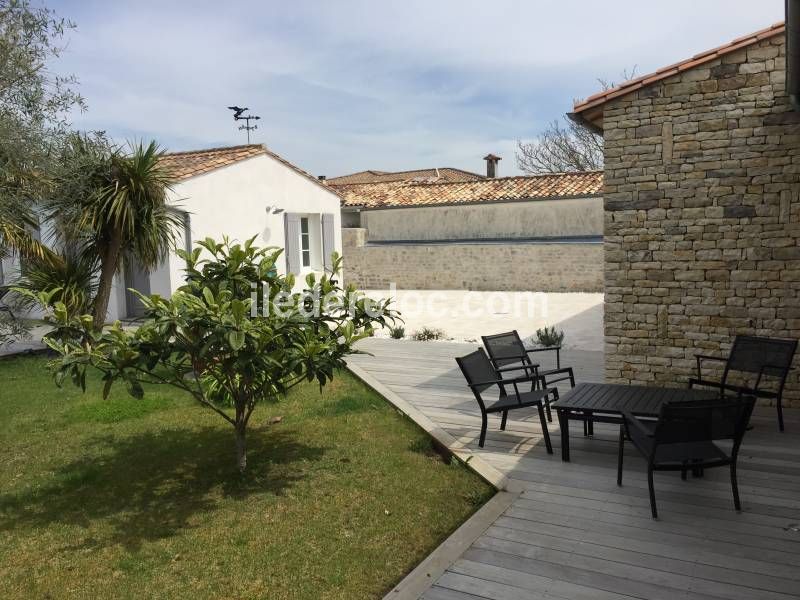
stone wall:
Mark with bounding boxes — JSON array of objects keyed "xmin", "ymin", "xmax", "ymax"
[
  {"xmin": 602, "ymin": 34, "xmax": 800, "ymax": 405},
  {"xmin": 360, "ymin": 197, "xmax": 603, "ymax": 242},
  {"xmin": 342, "ymin": 231, "xmax": 602, "ymax": 291}
]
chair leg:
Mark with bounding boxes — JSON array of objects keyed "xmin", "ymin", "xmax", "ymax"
[
  {"xmin": 537, "ymin": 403, "xmax": 553, "ymax": 455},
  {"xmin": 583, "ymin": 420, "xmax": 588, "ymax": 437},
  {"xmin": 777, "ymin": 397, "xmax": 785, "ymax": 432},
  {"xmin": 616, "ymin": 425, "xmax": 624, "ymax": 486},
  {"xmin": 500, "ymin": 410, "xmax": 508, "ymax": 431},
  {"xmin": 479, "ymin": 413, "xmax": 488, "ymax": 448},
  {"xmin": 731, "ymin": 462, "xmax": 741, "ymax": 511},
  {"xmin": 544, "ymin": 396, "xmax": 552, "ymax": 422},
  {"xmin": 647, "ymin": 467, "xmax": 658, "ymax": 520}
]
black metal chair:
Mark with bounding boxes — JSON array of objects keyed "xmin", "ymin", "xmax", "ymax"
[
  {"xmin": 617, "ymin": 396, "xmax": 756, "ymax": 519},
  {"xmin": 688, "ymin": 335, "xmax": 797, "ymax": 431},
  {"xmin": 455, "ymin": 348, "xmax": 556, "ymax": 452},
  {"xmin": 482, "ymin": 330, "xmax": 575, "ymax": 425}
]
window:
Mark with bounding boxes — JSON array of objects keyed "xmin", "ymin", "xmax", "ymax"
[{"xmin": 300, "ymin": 217, "xmax": 311, "ymax": 267}]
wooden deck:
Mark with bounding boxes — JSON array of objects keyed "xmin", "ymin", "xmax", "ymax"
[{"xmin": 348, "ymin": 338, "xmax": 800, "ymax": 600}]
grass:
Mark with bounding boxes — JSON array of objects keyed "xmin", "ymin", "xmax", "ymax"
[{"xmin": 0, "ymin": 355, "xmax": 493, "ymax": 599}]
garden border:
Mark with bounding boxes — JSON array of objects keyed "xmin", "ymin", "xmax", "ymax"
[{"xmin": 346, "ymin": 361, "xmax": 522, "ymax": 600}]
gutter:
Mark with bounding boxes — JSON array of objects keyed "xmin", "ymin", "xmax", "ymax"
[
  {"xmin": 567, "ymin": 110, "xmax": 604, "ymax": 135},
  {"xmin": 789, "ymin": 0, "xmax": 800, "ymax": 110}
]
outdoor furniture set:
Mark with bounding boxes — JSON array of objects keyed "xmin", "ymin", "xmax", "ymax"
[{"xmin": 457, "ymin": 333, "xmax": 797, "ymax": 519}]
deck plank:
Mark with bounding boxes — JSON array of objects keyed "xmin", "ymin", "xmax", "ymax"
[{"xmin": 351, "ymin": 339, "xmax": 800, "ymax": 600}]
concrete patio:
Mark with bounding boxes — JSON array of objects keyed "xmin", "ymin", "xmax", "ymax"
[{"xmin": 348, "ymin": 338, "xmax": 800, "ymax": 600}]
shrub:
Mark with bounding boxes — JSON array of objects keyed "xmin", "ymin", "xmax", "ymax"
[
  {"xmin": 535, "ymin": 326, "xmax": 565, "ymax": 347},
  {"xmin": 388, "ymin": 326, "xmax": 405, "ymax": 339},
  {"xmin": 13, "ymin": 251, "xmax": 98, "ymax": 318},
  {"xmin": 34, "ymin": 236, "xmax": 397, "ymax": 472},
  {"xmin": 0, "ymin": 313, "xmax": 30, "ymax": 348},
  {"xmin": 412, "ymin": 327, "xmax": 445, "ymax": 341}
]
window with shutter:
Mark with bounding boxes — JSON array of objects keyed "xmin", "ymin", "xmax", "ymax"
[
  {"xmin": 284, "ymin": 213, "xmax": 302, "ymax": 274},
  {"xmin": 321, "ymin": 213, "xmax": 335, "ymax": 272}
]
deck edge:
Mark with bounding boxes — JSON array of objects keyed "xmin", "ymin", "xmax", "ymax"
[
  {"xmin": 346, "ymin": 361, "xmax": 512, "ymax": 491},
  {"xmin": 382, "ymin": 490, "xmax": 518, "ymax": 600}
]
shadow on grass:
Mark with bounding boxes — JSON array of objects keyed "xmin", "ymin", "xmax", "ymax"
[{"xmin": 0, "ymin": 426, "xmax": 325, "ymax": 550}]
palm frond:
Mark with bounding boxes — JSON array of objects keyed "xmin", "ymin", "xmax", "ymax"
[{"xmin": 12, "ymin": 250, "xmax": 99, "ymax": 317}]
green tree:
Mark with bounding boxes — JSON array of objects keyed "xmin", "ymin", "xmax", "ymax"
[
  {"xmin": 36, "ymin": 237, "xmax": 397, "ymax": 472},
  {"xmin": 50, "ymin": 138, "xmax": 182, "ymax": 329},
  {"xmin": 0, "ymin": 0, "xmax": 84, "ymax": 261}
]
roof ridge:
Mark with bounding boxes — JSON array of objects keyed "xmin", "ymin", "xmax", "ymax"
[
  {"xmin": 330, "ymin": 166, "xmax": 485, "ymax": 179},
  {"xmin": 162, "ymin": 143, "xmax": 264, "ymax": 157},
  {"xmin": 332, "ymin": 170, "xmax": 602, "ymax": 189},
  {"xmin": 573, "ymin": 20, "xmax": 785, "ymax": 116}
]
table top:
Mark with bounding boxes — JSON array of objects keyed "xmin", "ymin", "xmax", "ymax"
[{"xmin": 553, "ymin": 382, "xmax": 719, "ymax": 417}]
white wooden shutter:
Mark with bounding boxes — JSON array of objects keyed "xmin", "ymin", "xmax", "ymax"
[
  {"xmin": 284, "ymin": 213, "xmax": 301, "ymax": 274},
  {"xmin": 321, "ymin": 213, "xmax": 335, "ymax": 272}
]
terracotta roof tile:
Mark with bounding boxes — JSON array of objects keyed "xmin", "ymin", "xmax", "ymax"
[
  {"xmin": 158, "ymin": 144, "xmax": 340, "ymax": 198},
  {"xmin": 572, "ymin": 21, "xmax": 785, "ymax": 125},
  {"xmin": 337, "ymin": 171, "xmax": 603, "ymax": 209},
  {"xmin": 159, "ymin": 144, "xmax": 265, "ymax": 180},
  {"xmin": 327, "ymin": 167, "xmax": 484, "ymax": 185}
]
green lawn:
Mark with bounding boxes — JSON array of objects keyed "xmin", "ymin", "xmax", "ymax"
[{"xmin": 0, "ymin": 355, "xmax": 493, "ymax": 599}]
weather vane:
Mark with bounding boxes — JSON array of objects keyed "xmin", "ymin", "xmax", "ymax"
[{"xmin": 227, "ymin": 106, "xmax": 261, "ymax": 144}]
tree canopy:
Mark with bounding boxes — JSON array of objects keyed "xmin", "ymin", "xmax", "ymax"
[
  {"xmin": 0, "ymin": 0, "xmax": 84, "ymax": 260},
  {"xmin": 34, "ymin": 237, "xmax": 398, "ymax": 471}
]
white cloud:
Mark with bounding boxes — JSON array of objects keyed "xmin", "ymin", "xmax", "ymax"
[{"xmin": 51, "ymin": 0, "xmax": 785, "ymax": 176}]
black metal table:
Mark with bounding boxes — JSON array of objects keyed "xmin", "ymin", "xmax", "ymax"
[{"xmin": 553, "ymin": 383, "xmax": 719, "ymax": 461}]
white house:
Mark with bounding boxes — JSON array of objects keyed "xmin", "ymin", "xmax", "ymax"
[{"xmin": 1, "ymin": 144, "xmax": 343, "ymax": 321}]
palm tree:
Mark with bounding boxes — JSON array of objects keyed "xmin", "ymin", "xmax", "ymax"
[
  {"xmin": 54, "ymin": 140, "xmax": 182, "ymax": 329},
  {"xmin": 89, "ymin": 141, "xmax": 182, "ymax": 329}
]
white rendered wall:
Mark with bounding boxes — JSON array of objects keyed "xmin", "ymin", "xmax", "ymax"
[{"xmin": 162, "ymin": 152, "xmax": 342, "ymax": 295}]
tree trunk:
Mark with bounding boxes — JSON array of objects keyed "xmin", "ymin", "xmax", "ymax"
[
  {"xmin": 235, "ymin": 424, "xmax": 247, "ymax": 473},
  {"xmin": 92, "ymin": 230, "xmax": 123, "ymax": 330}
]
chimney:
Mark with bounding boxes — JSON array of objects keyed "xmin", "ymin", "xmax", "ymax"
[
  {"xmin": 483, "ymin": 154, "xmax": 501, "ymax": 178},
  {"xmin": 318, "ymin": 175, "xmax": 327, "ymax": 185}
]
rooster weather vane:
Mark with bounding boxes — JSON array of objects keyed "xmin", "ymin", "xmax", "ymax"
[{"xmin": 227, "ymin": 106, "xmax": 261, "ymax": 144}]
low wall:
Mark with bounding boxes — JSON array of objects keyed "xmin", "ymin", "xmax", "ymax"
[
  {"xmin": 342, "ymin": 235, "xmax": 603, "ymax": 292},
  {"xmin": 361, "ymin": 197, "xmax": 603, "ymax": 242}
]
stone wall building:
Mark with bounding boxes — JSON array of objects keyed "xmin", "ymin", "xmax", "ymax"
[
  {"xmin": 571, "ymin": 21, "xmax": 800, "ymax": 405},
  {"xmin": 330, "ymin": 165, "xmax": 604, "ymax": 292}
]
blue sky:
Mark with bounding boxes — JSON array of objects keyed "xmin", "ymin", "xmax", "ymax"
[{"xmin": 51, "ymin": 0, "xmax": 784, "ymax": 177}]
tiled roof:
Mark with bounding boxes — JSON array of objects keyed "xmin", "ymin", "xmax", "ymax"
[
  {"xmin": 159, "ymin": 145, "xmax": 266, "ymax": 180},
  {"xmin": 327, "ymin": 167, "xmax": 484, "ymax": 185},
  {"xmin": 571, "ymin": 21, "xmax": 785, "ymax": 130},
  {"xmin": 338, "ymin": 171, "xmax": 603, "ymax": 209},
  {"xmin": 159, "ymin": 144, "xmax": 340, "ymax": 197}
]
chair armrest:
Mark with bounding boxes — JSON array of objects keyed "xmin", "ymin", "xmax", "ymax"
[
  {"xmin": 525, "ymin": 345, "xmax": 561, "ymax": 354},
  {"xmin": 468, "ymin": 372, "xmax": 539, "ymax": 389},
  {"xmin": 621, "ymin": 411, "xmax": 654, "ymax": 438},
  {"xmin": 695, "ymin": 354, "xmax": 728, "ymax": 380},
  {"xmin": 526, "ymin": 346, "xmax": 562, "ymax": 369},
  {"xmin": 695, "ymin": 354, "xmax": 727, "ymax": 362},
  {"xmin": 496, "ymin": 362, "xmax": 539, "ymax": 373}
]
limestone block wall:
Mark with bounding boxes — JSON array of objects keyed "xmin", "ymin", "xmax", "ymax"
[
  {"xmin": 361, "ymin": 197, "xmax": 603, "ymax": 242},
  {"xmin": 602, "ymin": 34, "xmax": 800, "ymax": 405},
  {"xmin": 342, "ymin": 231, "xmax": 602, "ymax": 292}
]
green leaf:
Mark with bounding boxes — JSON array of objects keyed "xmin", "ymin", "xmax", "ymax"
[
  {"xmin": 127, "ymin": 379, "xmax": 144, "ymax": 399},
  {"xmin": 102, "ymin": 375, "xmax": 114, "ymax": 399},
  {"xmin": 228, "ymin": 330, "xmax": 245, "ymax": 351}
]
